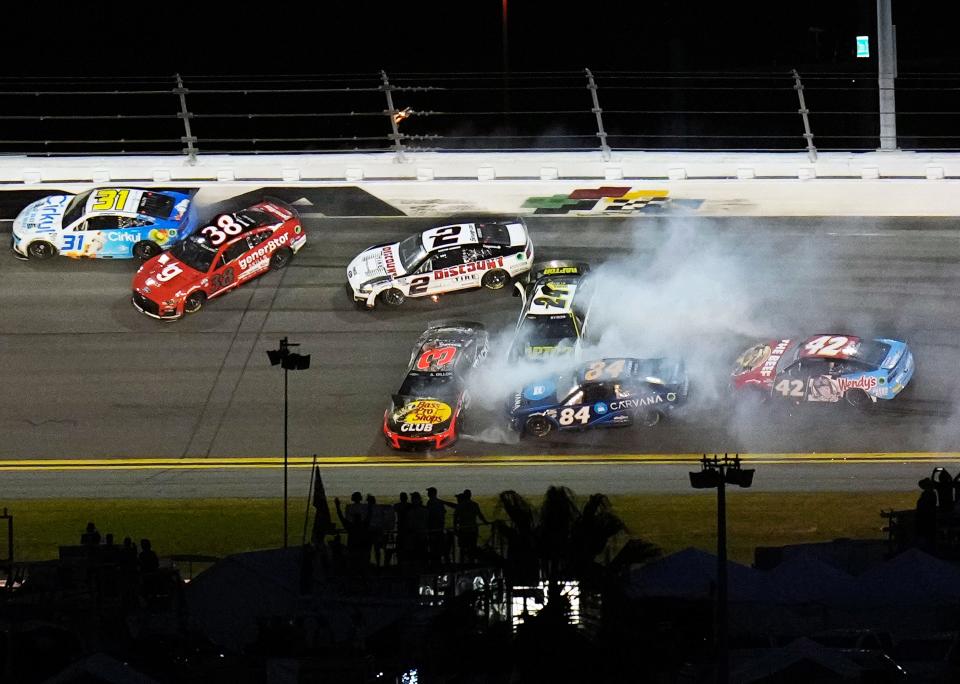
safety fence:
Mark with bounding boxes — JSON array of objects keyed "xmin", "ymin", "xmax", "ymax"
[{"xmin": 2, "ymin": 70, "xmax": 959, "ymax": 160}]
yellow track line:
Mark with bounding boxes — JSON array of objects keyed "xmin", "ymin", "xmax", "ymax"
[{"xmin": 0, "ymin": 452, "xmax": 957, "ymax": 471}]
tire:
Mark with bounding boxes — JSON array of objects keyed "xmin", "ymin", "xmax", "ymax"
[
  {"xmin": 379, "ymin": 288, "xmax": 406, "ymax": 307},
  {"xmin": 844, "ymin": 389, "xmax": 872, "ymax": 410},
  {"xmin": 524, "ymin": 415, "xmax": 553, "ymax": 438},
  {"xmin": 636, "ymin": 410, "xmax": 663, "ymax": 428},
  {"xmin": 26, "ymin": 241, "xmax": 57, "ymax": 260},
  {"xmin": 183, "ymin": 291, "xmax": 206, "ymax": 315},
  {"xmin": 269, "ymin": 246, "xmax": 293, "ymax": 271},
  {"xmin": 481, "ymin": 269, "xmax": 509, "ymax": 290},
  {"xmin": 132, "ymin": 240, "xmax": 161, "ymax": 261}
]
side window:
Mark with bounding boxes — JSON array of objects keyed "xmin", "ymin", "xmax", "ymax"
[
  {"xmin": 83, "ymin": 215, "xmax": 122, "ymax": 231},
  {"xmin": 220, "ymin": 239, "xmax": 249, "ymax": 266},
  {"xmin": 580, "ymin": 383, "xmax": 609, "ymax": 405},
  {"xmin": 430, "ymin": 248, "xmax": 462, "ymax": 270},
  {"xmin": 248, "ymin": 230, "xmax": 270, "ymax": 247},
  {"xmin": 413, "ymin": 259, "xmax": 433, "ymax": 275}
]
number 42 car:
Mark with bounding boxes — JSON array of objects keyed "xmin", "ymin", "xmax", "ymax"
[
  {"xmin": 131, "ymin": 200, "xmax": 305, "ymax": 320},
  {"xmin": 11, "ymin": 187, "xmax": 194, "ymax": 261}
]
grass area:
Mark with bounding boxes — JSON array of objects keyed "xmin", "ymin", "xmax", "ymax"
[{"xmin": 3, "ymin": 491, "xmax": 917, "ymax": 565}]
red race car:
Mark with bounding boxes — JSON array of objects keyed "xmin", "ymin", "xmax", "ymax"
[{"xmin": 132, "ymin": 200, "xmax": 305, "ymax": 319}]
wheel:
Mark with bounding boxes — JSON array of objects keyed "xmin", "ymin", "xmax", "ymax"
[
  {"xmin": 269, "ymin": 246, "xmax": 293, "ymax": 270},
  {"xmin": 132, "ymin": 240, "xmax": 161, "ymax": 261},
  {"xmin": 26, "ymin": 241, "xmax": 56, "ymax": 260},
  {"xmin": 844, "ymin": 389, "xmax": 872, "ymax": 410},
  {"xmin": 379, "ymin": 288, "xmax": 405, "ymax": 307},
  {"xmin": 636, "ymin": 410, "xmax": 663, "ymax": 428},
  {"xmin": 183, "ymin": 291, "xmax": 206, "ymax": 315},
  {"xmin": 524, "ymin": 415, "xmax": 553, "ymax": 438},
  {"xmin": 481, "ymin": 269, "xmax": 509, "ymax": 290}
]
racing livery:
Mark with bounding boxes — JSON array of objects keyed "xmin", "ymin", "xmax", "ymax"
[
  {"xmin": 732, "ymin": 334, "xmax": 915, "ymax": 408},
  {"xmin": 131, "ymin": 200, "xmax": 305, "ymax": 320},
  {"xmin": 346, "ymin": 218, "xmax": 532, "ymax": 308},
  {"xmin": 383, "ymin": 321, "xmax": 489, "ymax": 450},
  {"xmin": 11, "ymin": 188, "xmax": 195, "ymax": 260},
  {"xmin": 507, "ymin": 261, "xmax": 595, "ymax": 362},
  {"xmin": 509, "ymin": 357, "xmax": 689, "ymax": 438}
]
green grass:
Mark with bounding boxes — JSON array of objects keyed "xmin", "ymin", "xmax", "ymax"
[{"xmin": 2, "ymin": 491, "xmax": 917, "ymax": 565}]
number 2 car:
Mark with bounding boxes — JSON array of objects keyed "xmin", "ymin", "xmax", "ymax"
[
  {"xmin": 11, "ymin": 187, "xmax": 194, "ymax": 261},
  {"xmin": 732, "ymin": 334, "xmax": 914, "ymax": 408},
  {"xmin": 346, "ymin": 218, "xmax": 532, "ymax": 308},
  {"xmin": 131, "ymin": 200, "xmax": 305, "ymax": 320},
  {"xmin": 508, "ymin": 357, "xmax": 689, "ymax": 438},
  {"xmin": 383, "ymin": 321, "xmax": 489, "ymax": 450}
]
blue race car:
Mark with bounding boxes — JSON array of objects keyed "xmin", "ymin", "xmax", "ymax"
[
  {"xmin": 508, "ymin": 356, "xmax": 689, "ymax": 438},
  {"xmin": 11, "ymin": 187, "xmax": 195, "ymax": 261}
]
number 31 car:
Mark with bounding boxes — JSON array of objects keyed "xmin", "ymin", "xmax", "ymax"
[
  {"xmin": 732, "ymin": 334, "xmax": 915, "ymax": 408},
  {"xmin": 11, "ymin": 187, "xmax": 194, "ymax": 261},
  {"xmin": 131, "ymin": 200, "xmax": 304, "ymax": 320},
  {"xmin": 346, "ymin": 218, "xmax": 532, "ymax": 308}
]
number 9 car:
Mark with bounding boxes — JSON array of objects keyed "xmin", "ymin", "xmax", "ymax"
[
  {"xmin": 131, "ymin": 200, "xmax": 305, "ymax": 320},
  {"xmin": 346, "ymin": 218, "xmax": 532, "ymax": 308},
  {"xmin": 11, "ymin": 187, "xmax": 195, "ymax": 261}
]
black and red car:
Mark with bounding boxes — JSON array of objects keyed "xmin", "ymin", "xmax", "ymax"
[
  {"xmin": 132, "ymin": 200, "xmax": 305, "ymax": 319},
  {"xmin": 383, "ymin": 321, "xmax": 489, "ymax": 450}
]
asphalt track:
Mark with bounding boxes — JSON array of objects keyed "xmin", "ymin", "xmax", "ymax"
[{"xmin": 1, "ymin": 213, "xmax": 959, "ymax": 497}]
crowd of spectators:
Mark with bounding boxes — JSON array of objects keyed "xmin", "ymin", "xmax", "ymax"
[{"xmin": 913, "ymin": 467, "xmax": 960, "ymax": 552}]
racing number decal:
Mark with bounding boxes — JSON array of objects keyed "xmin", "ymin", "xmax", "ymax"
[
  {"xmin": 584, "ymin": 359, "xmax": 626, "ymax": 381},
  {"xmin": 409, "ymin": 276, "xmax": 430, "ymax": 295},
  {"xmin": 805, "ymin": 335, "xmax": 851, "ymax": 357},
  {"xmin": 430, "ymin": 226, "xmax": 462, "ymax": 249},
  {"xmin": 774, "ymin": 379, "xmax": 805, "ymax": 397},
  {"xmin": 533, "ymin": 284, "xmax": 571, "ymax": 309},
  {"xmin": 201, "ymin": 214, "xmax": 254, "ymax": 247},
  {"xmin": 559, "ymin": 406, "xmax": 591, "ymax": 425},
  {"xmin": 416, "ymin": 345, "xmax": 457, "ymax": 370},
  {"xmin": 92, "ymin": 189, "xmax": 130, "ymax": 211},
  {"xmin": 211, "ymin": 268, "xmax": 236, "ymax": 290},
  {"xmin": 156, "ymin": 263, "xmax": 183, "ymax": 282},
  {"xmin": 61, "ymin": 235, "xmax": 85, "ymax": 251}
]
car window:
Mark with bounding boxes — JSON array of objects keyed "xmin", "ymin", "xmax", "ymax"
[
  {"xmin": 83, "ymin": 215, "xmax": 123, "ymax": 231},
  {"xmin": 580, "ymin": 383, "xmax": 609, "ymax": 405},
  {"xmin": 430, "ymin": 248, "xmax": 462, "ymax": 270},
  {"xmin": 247, "ymin": 230, "xmax": 271, "ymax": 247},
  {"xmin": 221, "ymin": 239, "xmax": 249, "ymax": 265},
  {"xmin": 414, "ymin": 259, "xmax": 432, "ymax": 274}
]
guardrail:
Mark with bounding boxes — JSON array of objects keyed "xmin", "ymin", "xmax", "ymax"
[{"xmin": 3, "ymin": 70, "xmax": 959, "ymax": 161}]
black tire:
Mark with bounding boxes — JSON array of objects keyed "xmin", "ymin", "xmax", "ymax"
[
  {"xmin": 183, "ymin": 291, "xmax": 206, "ymax": 315},
  {"xmin": 481, "ymin": 269, "xmax": 509, "ymax": 290},
  {"xmin": 132, "ymin": 240, "xmax": 161, "ymax": 261},
  {"xmin": 636, "ymin": 410, "xmax": 663, "ymax": 428},
  {"xmin": 379, "ymin": 288, "xmax": 405, "ymax": 307},
  {"xmin": 844, "ymin": 389, "xmax": 872, "ymax": 410},
  {"xmin": 269, "ymin": 246, "xmax": 293, "ymax": 270},
  {"xmin": 524, "ymin": 415, "xmax": 553, "ymax": 438},
  {"xmin": 26, "ymin": 240, "xmax": 56, "ymax": 260}
]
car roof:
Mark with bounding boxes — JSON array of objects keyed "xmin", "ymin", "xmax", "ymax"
[
  {"xmin": 797, "ymin": 335, "xmax": 864, "ymax": 360},
  {"xmin": 526, "ymin": 280, "xmax": 579, "ymax": 315},
  {"xmin": 421, "ymin": 224, "xmax": 478, "ymax": 250}
]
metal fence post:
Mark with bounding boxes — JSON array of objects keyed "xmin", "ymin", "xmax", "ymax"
[
  {"xmin": 791, "ymin": 70, "xmax": 817, "ymax": 163},
  {"xmin": 585, "ymin": 68, "xmax": 611, "ymax": 161},
  {"xmin": 174, "ymin": 73, "xmax": 197, "ymax": 164},
  {"xmin": 380, "ymin": 70, "xmax": 407, "ymax": 163}
]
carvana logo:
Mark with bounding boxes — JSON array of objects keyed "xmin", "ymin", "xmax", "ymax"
[{"xmin": 593, "ymin": 402, "xmax": 608, "ymax": 415}]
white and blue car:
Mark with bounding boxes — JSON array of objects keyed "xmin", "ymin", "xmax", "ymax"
[{"xmin": 11, "ymin": 187, "xmax": 195, "ymax": 261}]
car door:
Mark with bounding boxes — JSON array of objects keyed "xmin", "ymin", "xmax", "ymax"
[
  {"xmin": 206, "ymin": 237, "xmax": 249, "ymax": 298},
  {"xmin": 61, "ymin": 214, "xmax": 124, "ymax": 258},
  {"xmin": 419, "ymin": 247, "xmax": 467, "ymax": 295},
  {"xmin": 771, "ymin": 361, "xmax": 810, "ymax": 404}
]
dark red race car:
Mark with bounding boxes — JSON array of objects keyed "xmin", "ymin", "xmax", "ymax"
[{"xmin": 132, "ymin": 200, "xmax": 305, "ymax": 319}]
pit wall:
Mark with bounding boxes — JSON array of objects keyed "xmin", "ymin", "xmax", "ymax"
[{"xmin": 3, "ymin": 151, "xmax": 960, "ymax": 217}]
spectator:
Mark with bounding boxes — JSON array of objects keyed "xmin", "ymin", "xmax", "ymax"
[
  {"xmin": 81, "ymin": 522, "xmax": 101, "ymax": 546},
  {"xmin": 139, "ymin": 538, "xmax": 159, "ymax": 573},
  {"xmin": 916, "ymin": 478, "xmax": 938, "ymax": 551},
  {"xmin": 405, "ymin": 492, "xmax": 429, "ymax": 567},
  {"xmin": 389, "ymin": 492, "xmax": 410, "ymax": 566},
  {"xmin": 934, "ymin": 468, "xmax": 954, "ymax": 512},
  {"xmin": 345, "ymin": 491, "xmax": 368, "ymax": 527},
  {"xmin": 454, "ymin": 489, "xmax": 488, "ymax": 563},
  {"xmin": 426, "ymin": 487, "xmax": 456, "ymax": 567},
  {"xmin": 335, "ymin": 496, "xmax": 371, "ymax": 573},
  {"xmin": 367, "ymin": 494, "xmax": 389, "ymax": 568}
]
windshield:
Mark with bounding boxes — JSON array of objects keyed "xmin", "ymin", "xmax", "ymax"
[
  {"xmin": 519, "ymin": 314, "xmax": 577, "ymax": 347},
  {"xmin": 61, "ymin": 190, "xmax": 93, "ymax": 228},
  {"xmin": 171, "ymin": 236, "xmax": 217, "ymax": 272},
  {"xmin": 399, "ymin": 372, "xmax": 455, "ymax": 398},
  {"xmin": 397, "ymin": 233, "xmax": 428, "ymax": 271},
  {"xmin": 853, "ymin": 340, "xmax": 891, "ymax": 367}
]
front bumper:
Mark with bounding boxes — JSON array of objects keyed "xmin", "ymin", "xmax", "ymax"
[
  {"xmin": 383, "ymin": 412, "xmax": 458, "ymax": 450},
  {"xmin": 132, "ymin": 291, "xmax": 181, "ymax": 320},
  {"xmin": 10, "ymin": 233, "xmax": 28, "ymax": 259}
]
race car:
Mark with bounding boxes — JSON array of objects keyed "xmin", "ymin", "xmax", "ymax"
[
  {"xmin": 509, "ymin": 357, "xmax": 689, "ymax": 438},
  {"xmin": 11, "ymin": 187, "xmax": 195, "ymax": 260},
  {"xmin": 507, "ymin": 261, "xmax": 595, "ymax": 362},
  {"xmin": 732, "ymin": 334, "xmax": 914, "ymax": 408},
  {"xmin": 131, "ymin": 200, "xmax": 305, "ymax": 320},
  {"xmin": 383, "ymin": 321, "xmax": 489, "ymax": 450},
  {"xmin": 346, "ymin": 218, "xmax": 532, "ymax": 308}
]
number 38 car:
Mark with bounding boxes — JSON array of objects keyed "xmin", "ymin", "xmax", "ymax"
[
  {"xmin": 12, "ymin": 187, "xmax": 194, "ymax": 260},
  {"xmin": 732, "ymin": 334, "xmax": 914, "ymax": 408},
  {"xmin": 509, "ymin": 357, "xmax": 689, "ymax": 438},
  {"xmin": 383, "ymin": 321, "xmax": 489, "ymax": 450},
  {"xmin": 131, "ymin": 200, "xmax": 304, "ymax": 320},
  {"xmin": 346, "ymin": 218, "xmax": 532, "ymax": 308}
]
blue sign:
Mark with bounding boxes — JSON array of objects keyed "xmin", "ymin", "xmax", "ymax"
[{"xmin": 856, "ymin": 36, "xmax": 870, "ymax": 58}]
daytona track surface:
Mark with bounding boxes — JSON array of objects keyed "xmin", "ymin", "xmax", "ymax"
[{"xmin": 1, "ymin": 215, "xmax": 958, "ymax": 496}]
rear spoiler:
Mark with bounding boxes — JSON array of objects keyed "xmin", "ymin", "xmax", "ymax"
[
  {"xmin": 259, "ymin": 195, "xmax": 300, "ymax": 221},
  {"xmin": 424, "ymin": 320, "xmax": 486, "ymax": 333}
]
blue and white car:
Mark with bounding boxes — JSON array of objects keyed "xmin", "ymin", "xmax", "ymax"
[
  {"xmin": 11, "ymin": 187, "xmax": 195, "ymax": 261},
  {"xmin": 508, "ymin": 356, "xmax": 689, "ymax": 438}
]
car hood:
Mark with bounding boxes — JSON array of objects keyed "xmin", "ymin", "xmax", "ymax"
[
  {"xmin": 13, "ymin": 195, "xmax": 71, "ymax": 236},
  {"xmin": 133, "ymin": 251, "xmax": 202, "ymax": 301},
  {"xmin": 511, "ymin": 377, "xmax": 562, "ymax": 414},
  {"xmin": 346, "ymin": 243, "xmax": 405, "ymax": 288},
  {"xmin": 732, "ymin": 338, "xmax": 795, "ymax": 387},
  {"xmin": 387, "ymin": 396, "xmax": 456, "ymax": 431}
]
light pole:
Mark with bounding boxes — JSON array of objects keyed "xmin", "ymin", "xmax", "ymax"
[
  {"xmin": 689, "ymin": 454, "xmax": 754, "ymax": 684},
  {"xmin": 267, "ymin": 337, "xmax": 311, "ymax": 548}
]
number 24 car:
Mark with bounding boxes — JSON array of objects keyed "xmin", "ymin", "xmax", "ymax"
[{"xmin": 131, "ymin": 200, "xmax": 305, "ymax": 320}]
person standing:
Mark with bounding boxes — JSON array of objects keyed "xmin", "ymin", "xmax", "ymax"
[
  {"xmin": 426, "ymin": 487, "xmax": 456, "ymax": 567},
  {"xmin": 453, "ymin": 489, "xmax": 488, "ymax": 563},
  {"xmin": 916, "ymin": 478, "xmax": 938, "ymax": 552}
]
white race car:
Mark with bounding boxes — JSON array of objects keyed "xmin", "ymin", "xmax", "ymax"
[{"xmin": 346, "ymin": 218, "xmax": 533, "ymax": 308}]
